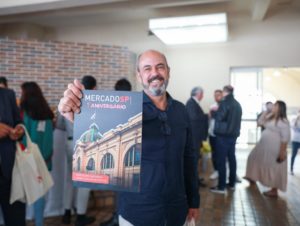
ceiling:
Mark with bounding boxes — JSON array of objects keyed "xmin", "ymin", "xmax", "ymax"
[{"xmin": 0, "ymin": 0, "xmax": 296, "ymax": 27}]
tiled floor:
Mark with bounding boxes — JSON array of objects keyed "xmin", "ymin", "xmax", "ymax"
[{"xmin": 25, "ymin": 149, "xmax": 300, "ymax": 226}]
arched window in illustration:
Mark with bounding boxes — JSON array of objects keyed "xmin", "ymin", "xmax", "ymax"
[
  {"xmin": 123, "ymin": 143, "xmax": 141, "ymax": 190},
  {"xmin": 86, "ymin": 158, "xmax": 95, "ymax": 171},
  {"xmin": 101, "ymin": 153, "xmax": 115, "ymax": 169},
  {"xmin": 124, "ymin": 144, "xmax": 141, "ymax": 167},
  {"xmin": 77, "ymin": 157, "xmax": 81, "ymax": 171}
]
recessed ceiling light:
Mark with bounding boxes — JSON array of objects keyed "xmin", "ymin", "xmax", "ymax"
[{"xmin": 149, "ymin": 13, "xmax": 228, "ymax": 45}]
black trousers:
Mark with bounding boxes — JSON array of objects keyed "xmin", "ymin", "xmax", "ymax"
[
  {"xmin": 0, "ymin": 167, "xmax": 26, "ymax": 226},
  {"xmin": 209, "ymin": 136, "xmax": 218, "ymax": 171}
]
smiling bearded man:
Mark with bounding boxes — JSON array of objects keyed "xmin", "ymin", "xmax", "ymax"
[{"xmin": 58, "ymin": 50, "xmax": 200, "ymax": 226}]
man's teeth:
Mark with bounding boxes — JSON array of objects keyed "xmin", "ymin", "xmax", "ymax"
[{"xmin": 151, "ymin": 79, "xmax": 161, "ymax": 82}]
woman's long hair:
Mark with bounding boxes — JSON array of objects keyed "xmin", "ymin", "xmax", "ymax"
[
  {"xmin": 20, "ymin": 82, "xmax": 54, "ymax": 120},
  {"xmin": 269, "ymin": 100, "xmax": 287, "ymax": 124}
]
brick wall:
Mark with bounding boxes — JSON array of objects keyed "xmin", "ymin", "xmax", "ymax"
[{"xmin": 0, "ymin": 37, "xmax": 136, "ymax": 108}]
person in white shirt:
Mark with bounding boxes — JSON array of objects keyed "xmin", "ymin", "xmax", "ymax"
[
  {"xmin": 57, "ymin": 75, "xmax": 97, "ymax": 226},
  {"xmin": 208, "ymin": 90, "xmax": 223, "ymax": 180},
  {"xmin": 291, "ymin": 110, "xmax": 300, "ymax": 175}
]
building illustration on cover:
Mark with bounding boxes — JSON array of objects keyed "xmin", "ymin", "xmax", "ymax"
[{"xmin": 72, "ymin": 90, "xmax": 143, "ymax": 192}]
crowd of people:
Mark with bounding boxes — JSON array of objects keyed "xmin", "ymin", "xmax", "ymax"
[
  {"xmin": 0, "ymin": 49, "xmax": 299, "ymax": 226},
  {"xmin": 186, "ymin": 85, "xmax": 296, "ymax": 198}
]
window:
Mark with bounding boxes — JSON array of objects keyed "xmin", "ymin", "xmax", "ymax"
[
  {"xmin": 77, "ymin": 157, "xmax": 81, "ymax": 171},
  {"xmin": 101, "ymin": 153, "xmax": 115, "ymax": 169},
  {"xmin": 124, "ymin": 144, "xmax": 141, "ymax": 167},
  {"xmin": 86, "ymin": 158, "xmax": 95, "ymax": 171}
]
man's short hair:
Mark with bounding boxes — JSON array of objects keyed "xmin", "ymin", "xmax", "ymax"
[
  {"xmin": 0, "ymin": 76, "xmax": 8, "ymax": 88},
  {"xmin": 223, "ymin": 85, "xmax": 234, "ymax": 94},
  {"xmin": 81, "ymin": 75, "xmax": 97, "ymax": 90},
  {"xmin": 191, "ymin": 87, "xmax": 203, "ymax": 97},
  {"xmin": 114, "ymin": 78, "xmax": 132, "ymax": 91},
  {"xmin": 214, "ymin": 89, "xmax": 222, "ymax": 94}
]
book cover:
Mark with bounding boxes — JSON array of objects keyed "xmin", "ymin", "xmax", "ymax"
[{"xmin": 73, "ymin": 90, "xmax": 143, "ymax": 192}]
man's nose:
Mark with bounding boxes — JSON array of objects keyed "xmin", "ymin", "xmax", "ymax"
[{"xmin": 150, "ymin": 67, "xmax": 159, "ymax": 75}]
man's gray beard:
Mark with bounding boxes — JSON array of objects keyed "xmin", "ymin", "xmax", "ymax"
[{"xmin": 143, "ymin": 81, "xmax": 168, "ymax": 97}]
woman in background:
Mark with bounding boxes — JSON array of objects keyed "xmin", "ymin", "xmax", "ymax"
[
  {"xmin": 244, "ymin": 100, "xmax": 290, "ymax": 197},
  {"xmin": 20, "ymin": 82, "xmax": 54, "ymax": 226},
  {"xmin": 291, "ymin": 109, "xmax": 300, "ymax": 175}
]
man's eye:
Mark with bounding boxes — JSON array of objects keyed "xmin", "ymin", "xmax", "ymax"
[{"xmin": 157, "ymin": 65, "xmax": 165, "ymax": 70}]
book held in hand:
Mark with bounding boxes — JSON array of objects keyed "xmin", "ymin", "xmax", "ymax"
[{"xmin": 73, "ymin": 90, "xmax": 143, "ymax": 192}]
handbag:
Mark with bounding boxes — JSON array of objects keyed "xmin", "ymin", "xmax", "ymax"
[{"xmin": 10, "ymin": 125, "xmax": 54, "ymax": 205}]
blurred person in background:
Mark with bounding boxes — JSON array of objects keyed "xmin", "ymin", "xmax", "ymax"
[
  {"xmin": 20, "ymin": 82, "xmax": 54, "ymax": 226},
  {"xmin": 210, "ymin": 85, "xmax": 242, "ymax": 194},
  {"xmin": 290, "ymin": 109, "xmax": 300, "ymax": 175},
  {"xmin": 245, "ymin": 101, "xmax": 290, "ymax": 197},
  {"xmin": 0, "ymin": 76, "xmax": 8, "ymax": 88},
  {"xmin": 186, "ymin": 86, "xmax": 208, "ymax": 187},
  {"xmin": 208, "ymin": 89, "xmax": 223, "ymax": 180},
  {"xmin": 100, "ymin": 78, "xmax": 132, "ymax": 226},
  {"xmin": 114, "ymin": 78, "xmax": 132, "ymax": 91},
  {"xmin": 57, "ymin": 75, "xmax": 97, "ymax": 226},
  {"xmin": 257, "ymin": 102, "xmax": 273, "ymax": 131}
]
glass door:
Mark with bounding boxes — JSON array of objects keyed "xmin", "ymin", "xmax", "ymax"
[{"xmin": 230, "ymin": 68, "xmax": 263, "ymax": 146}]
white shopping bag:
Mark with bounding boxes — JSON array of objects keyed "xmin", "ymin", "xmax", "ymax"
[
  {"xmin": 10, "ymin": 125, "xmax": 54, "ymax": 205},
  {"xmin": 183, "ymin": 218, "xmax": 196, "ymax": 226},
  {"xmin": 10, "ymin": 146, "xmax": 26, "ymax": 204}
]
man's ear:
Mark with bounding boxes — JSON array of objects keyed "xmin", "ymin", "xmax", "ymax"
[
  {"xmin": 136, "ymin": 72, "xmax": 142, "ymax": 84},
  {"xmin": 167, "ymin": 66, "xmax": 171, "ymax": 79}
]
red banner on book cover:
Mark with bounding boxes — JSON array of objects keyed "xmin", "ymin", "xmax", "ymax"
[{"xmin": 72, "ymin": 172, "xmax": 109, "ymax": 184}]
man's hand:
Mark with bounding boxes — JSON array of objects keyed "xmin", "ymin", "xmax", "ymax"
[
  {"xmin": 186, "ymin": 208, "xmax": 199, "ymax": 222},
  {"xmin": 58, "ymin": 79, "xmax": 84, "ymax": 122},
  {"xmin": 0, "ymin": 123, "xmax": 12, "ymax": 139},
  {"xmin": 9, "ymin": 124, "xmax": 24, "ymax": 141}
]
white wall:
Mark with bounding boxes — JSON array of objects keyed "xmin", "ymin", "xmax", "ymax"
[{"xmin": 54, "ymin": 6, "xmax": 300, "ymax": 111}]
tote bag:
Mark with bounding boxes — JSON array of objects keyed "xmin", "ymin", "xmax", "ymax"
[
  {"xmin": 10, "ymin": 125, "xmax": 54, "ymax": 205},
  {"xmin": 9, "ymin": 144, "xmax": 27, "ymax": 203},
  {"xmin": 183, "ymin": 218, "xmax": 195, "ymax": 226}
]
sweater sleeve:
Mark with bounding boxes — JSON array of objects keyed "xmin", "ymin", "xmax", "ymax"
[
  {"xmin": 10, "ymin": 90, "xmax": 22, "ymax": 127},
  {"xmin": 184, "ymin": 111, "xmax": 200, "ymax": 208}
]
